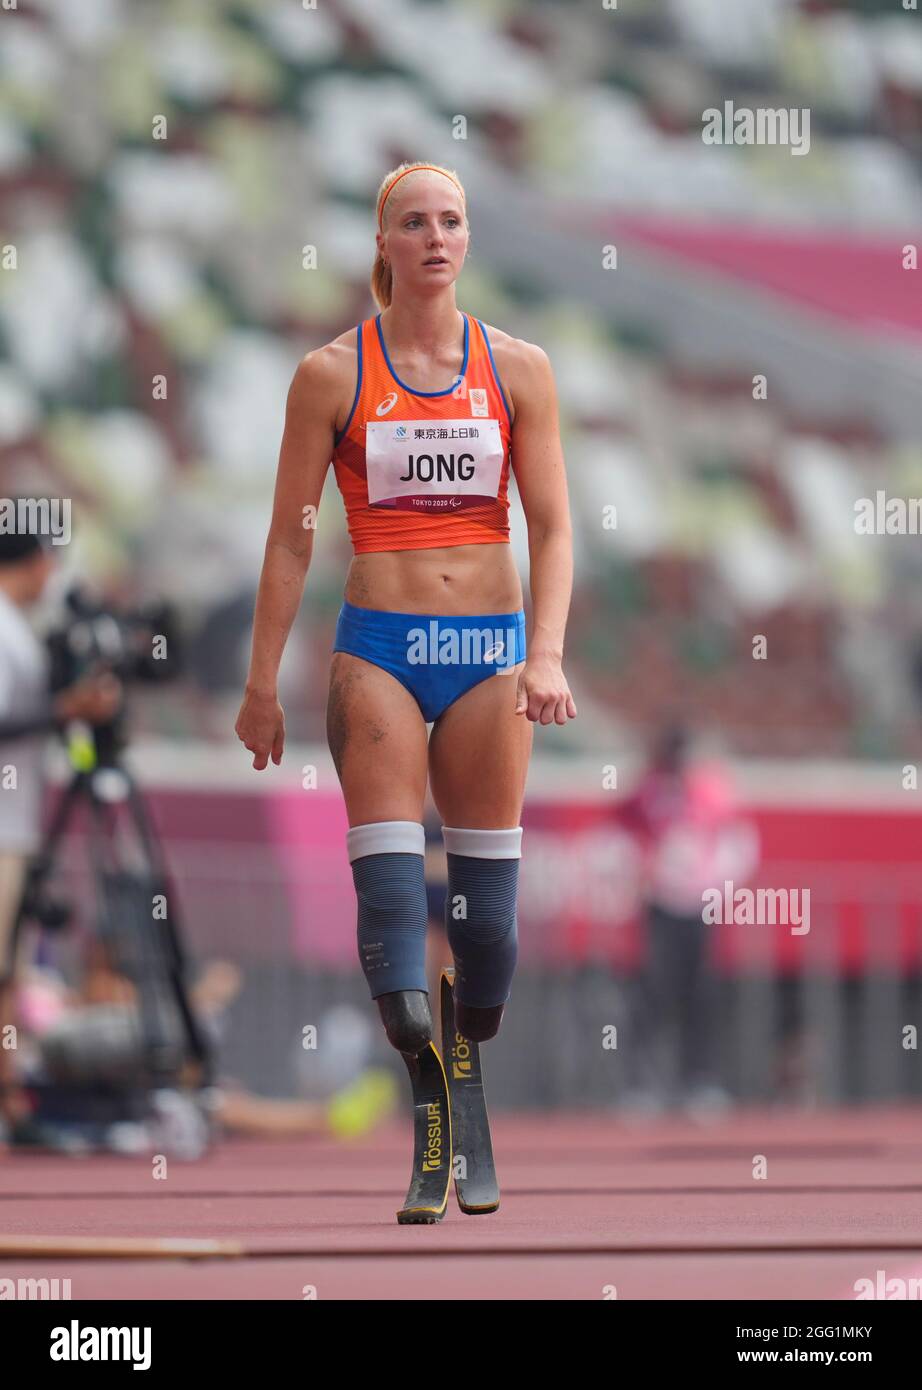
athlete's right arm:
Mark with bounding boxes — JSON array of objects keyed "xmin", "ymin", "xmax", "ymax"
[{"xmin": 235, "ymin": 348, "xmax": 341, "ymax": 770}]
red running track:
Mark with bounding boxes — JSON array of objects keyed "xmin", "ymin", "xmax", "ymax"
[{"xmin": 1, "ymin": 1106, "xmax": 921, "ymax": 1300}]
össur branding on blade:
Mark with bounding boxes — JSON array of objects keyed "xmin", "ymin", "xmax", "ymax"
[{"xmin": 422, "ymin": 1099, "xmax": 444, "ymax": 1172}]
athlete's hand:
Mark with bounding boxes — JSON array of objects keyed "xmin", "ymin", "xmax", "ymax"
[
  {"xmin": 235, "ymin": 687, "xmax": 285, "ymax": 769},
  {"xmin": 514, "ymin": 655, "xmax": 577, "ymax": 725}
]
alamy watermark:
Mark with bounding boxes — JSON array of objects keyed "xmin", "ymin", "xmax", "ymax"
[
  {"xmin": 854, "ymin": 1268, "xmax": 922, "ymax": 1299},
  {"xmin": 50, "ymin": 1321, "xmax": 150, "ymax": 1369},
  {"xmin": 0, "ymin": 497, "xmax": 71, "ymax": 545},
  {"xmin": 0, "ymin": 1276, "xmax": 72, "ymax": 1300},
  {"xmin": 702, "ymin": 102, "xmax": 810, "ymax": 156},
  {"xmin": 854, "ymin": 491, "xmax": 922, "ymax": 535},
  {"xmin": 406, "ymin": 621, "xmax": 518, "ymax": 669},
  {"xmin": 702, "ymin": 880, "xmax": 810, "ymax": 934}
]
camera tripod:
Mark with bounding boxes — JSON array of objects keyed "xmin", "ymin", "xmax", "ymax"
[{"xmin": 4, "ymin": 719, "xmax": 216, "ymax": 1131}]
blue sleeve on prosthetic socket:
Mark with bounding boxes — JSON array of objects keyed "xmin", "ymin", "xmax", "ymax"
[
  {"xmin": 445, "ymin": 853, "xmax": 519, "ymax": 1009},
  {"xmin": 352, "ymin": 852, "xmax": 429, "ymax": 999}
]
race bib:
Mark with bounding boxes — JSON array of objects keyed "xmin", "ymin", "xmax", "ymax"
[{"xmin": 365, "ymin": 418, "xmax": 503, "ymax": 511}]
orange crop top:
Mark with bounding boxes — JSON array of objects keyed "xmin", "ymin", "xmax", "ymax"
[{"xmin": 330, "ymin": 312, "xmax": 513, "ymax": 553}]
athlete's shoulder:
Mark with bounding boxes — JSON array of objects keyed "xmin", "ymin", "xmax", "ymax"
[
  {"xmin": 477, "ymin": 322, "xmax": 554, "ymax": 408},
  {"xmin": 287, "ymin": 324, "xmax": 363, "ymax": 425},
  {"xmin": 292, "ymin": 324, "xmax": 361, "ymax": 393}
]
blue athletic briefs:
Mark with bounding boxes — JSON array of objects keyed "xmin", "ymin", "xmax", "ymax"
[{"xmin": 332, "ymin": 600, "xmax": 526, "ymax": 723}]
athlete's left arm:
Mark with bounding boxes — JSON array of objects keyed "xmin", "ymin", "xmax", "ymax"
[{"xmin": 507, "ymin": 341, "xmax": 578, "ymax": 726}]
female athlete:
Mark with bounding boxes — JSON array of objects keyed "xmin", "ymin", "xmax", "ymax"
[{"xmin": 235, "ymin": 160, "xmax": 576, "ymax": 1219}]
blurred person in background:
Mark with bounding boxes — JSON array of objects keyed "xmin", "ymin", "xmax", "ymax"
[
  {"xmin": 621, "ymin": 723, "xmax": 760, "ymax": 1118},
  {"xmin": 0, "ymin": 525, "xmax": 121, "ymax": 1139}
]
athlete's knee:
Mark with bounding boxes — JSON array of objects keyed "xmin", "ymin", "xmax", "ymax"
[
  {"xmin": 348, "ymin": 820, "xmax": 429, "ymax": 999},
  {"xmin": 376, "ymin": 989, "xmax": 432, "ymax": 1055},
  {"xmin": 443, "ymin": 826, "xmax": 521, "ymax": 1015},
  {"xmin": 455, "ymin": 998, "xmax": 504, "ymax": 1043}
]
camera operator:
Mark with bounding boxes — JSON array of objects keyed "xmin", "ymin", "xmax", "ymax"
[{"xmin": 0, "ymin": 528, "xmax": 121, "ymax": 1134}]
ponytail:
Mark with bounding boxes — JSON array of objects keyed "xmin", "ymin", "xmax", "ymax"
[{"xmin": 370, "ymin": 246, "xmax": 394, "ymax": 310}]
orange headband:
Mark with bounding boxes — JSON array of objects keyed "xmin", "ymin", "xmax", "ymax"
[{"xmin": 377, "ymin": 165, "xmax": 465, "ymax": 230}]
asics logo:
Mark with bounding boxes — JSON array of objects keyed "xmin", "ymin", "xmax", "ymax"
[
  {"xmin": 376, "ymin": 392, "xmax": 399, "ymax": 416},
  {"xmin": 482, "ymin": 641, "xmax": 505, "ymax": 662}
]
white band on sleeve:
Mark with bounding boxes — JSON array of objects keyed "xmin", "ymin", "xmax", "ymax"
[
  {"xmin": 346, "ymin": 820, "xmax": 426, "ymax": 862},
  {"xmin": 441, "ymin": 826, "xmax": 523, "ymax": 860}
]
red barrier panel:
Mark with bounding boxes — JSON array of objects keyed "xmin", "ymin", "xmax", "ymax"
[{"xmin": 45, "ymin": 785, "xmax": 922, "ymax": 976}]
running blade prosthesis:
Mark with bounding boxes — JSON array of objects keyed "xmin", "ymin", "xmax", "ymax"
[
  {"xmin": 440, "ymin": 967, "xmax": 500, "ymax": 1214},
  {"xmin": 397, "ymin": 1041, "xmax": 452, "ymax": 1225}
]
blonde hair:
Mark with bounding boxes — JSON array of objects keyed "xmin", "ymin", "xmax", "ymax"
[{"xmin": 371, "ymin": 161, "xmax": 468, "ymax": 310}]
